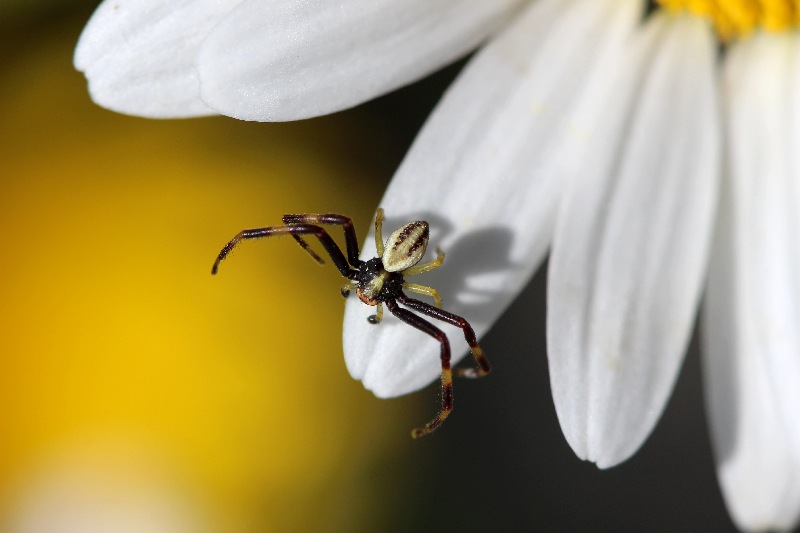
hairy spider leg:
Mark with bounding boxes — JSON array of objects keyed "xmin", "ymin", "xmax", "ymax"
[
  {"xmin": 402, "ymin": 283, "xmax": 442, "ymax": 309},
  {"xmin": 287, "ymin": 234, "xmax": 325, "ymax": 265},
  {"xmin": 212, "ymin": 224, "xmax": 359, "ymax": 280},
  {"xmin": 282, "ymin": 214, "xmax": 362, "ymax": 268},
  {"xmin": 385, "ymin": 299, "xmax": 453, "ymax": 438},
  {"xmin": 374, "ymin": 208, "xmax": 385, "ymax": 256},
  {"xmin": 397, "ymin": 293, "xmax": 491, "ymax": 379}
]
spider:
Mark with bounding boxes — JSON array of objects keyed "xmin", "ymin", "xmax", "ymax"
[{"xmin": 211, "ymin": 208, "xmax": 491, "ymax": 438}]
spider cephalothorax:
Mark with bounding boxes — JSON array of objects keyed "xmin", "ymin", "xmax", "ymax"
[{"xmin": 212, "ymin": 209, "xmax": 491, "ymax": 438}]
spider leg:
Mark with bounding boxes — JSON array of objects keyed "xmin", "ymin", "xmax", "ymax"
[
  {"xmin": 374, "ymin": 208, "xmax": 385, "ymax": 257},
  {"xmin": 402, "ymin": 282, "xmax": 442, "ymax": 309},
  {"xmin": 397, "ymin": 293, "xmax": 490, "ymax": 379},
  {"xmin": 282, "ymin": 214, "xmax": 362, "ymax": 267},
  {"xmin": 288, "ymin": 234, "xmax": 325, "ymax": 265},
  {"xmin": 212, "ymin": 224, "xmax": 358, "ymax": 280},
  {"xmin": 385, "ymin": 299, "xmax": 452, "ymax": 438},
  {"xmin": 402, "ymin": 247, "xmax": 444, "ymax": 276}
]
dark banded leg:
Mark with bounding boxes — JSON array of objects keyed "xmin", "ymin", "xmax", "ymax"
[
  {"xmin": 385, "ymin": 299, "xmax": 453, "ymax": 438},
  {"xmin": 282, "ymin": 214, "xmax": 362, "ymax": 267},
  {"xmin": 397, "ymin": 292, "xmax": 491, "ymax": 379},
  {"xmin": 212, "ymin": 224, "xmax": 358, "ymax": 280}
]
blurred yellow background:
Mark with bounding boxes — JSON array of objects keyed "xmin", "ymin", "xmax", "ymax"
[{"xmin": 0, "ymin": 6, "xmax": 421, "ymax": 532}]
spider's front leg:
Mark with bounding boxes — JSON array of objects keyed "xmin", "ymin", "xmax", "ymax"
[
  {"xmin": 282, "ymin": 213, "xmax": 362, "ymax": 268},
  {"xmin": 397, "ymin": 293, "xmax": 490, "ymax": 378},
  {"xmin": 385, "ymin": 299, "xmax": 452, "ymax": 438},
  {"xmin": 212, "ymin": 224, "xmax": 358, "ymax": 280}
]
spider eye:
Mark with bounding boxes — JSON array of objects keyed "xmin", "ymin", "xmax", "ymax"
[{"xmin": 382, "ymin": 221, "xmax": 429, "ymax": 272}]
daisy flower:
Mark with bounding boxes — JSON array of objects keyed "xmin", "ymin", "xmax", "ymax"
[{"xmin": 75, "ymin": 0, "xmax": 800, "ymax": 529}]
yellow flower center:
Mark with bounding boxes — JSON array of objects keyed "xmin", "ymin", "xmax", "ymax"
[{"xmin": 657, "ymin": 0, "xmax": 800, "ymax": 40}]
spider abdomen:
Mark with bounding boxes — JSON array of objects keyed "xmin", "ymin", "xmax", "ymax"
[
  {"xmin": 356, "ymin": 257, "xmax": 404, "ymax": 306},
  {"xmin": 382, "ymin": 221, "xmax": 429, "ymax": 273}
]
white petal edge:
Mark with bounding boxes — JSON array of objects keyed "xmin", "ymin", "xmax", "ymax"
[
  {"xmin": 74, "ymin": 0, "xmax": 242, "ymax": 118},
  {"xmin": 196, "ymin": 0, "xmax": 527, "ymax": 121},
  {"xmin": 547, "ymin": 13, "xmax": 720, "ymax": 468},
  {"xmin": 342, "ymin": 0, "xmax": 644, "ymax": 398},
  {"xmin": 703, "ymin": 32, "xmax": 800, "ymax": 531}
]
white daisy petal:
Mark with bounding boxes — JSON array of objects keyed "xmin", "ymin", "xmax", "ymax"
[
  {"xmin": 74, "ymin": 0, "xmax": 242, "ymax": 118},
  {"xmin": 196, "ymin": 0, "xmax": 526, "ymax": 121},
  {"xmin": 703, "ymin": 33, "xmax": 800, "ymax": 531},
  {"xmin": 343, "ymin": 0, "xmax": 643, "ymax": 398},
  {"xmin": 547, "ymin": 13, "xmax": 720, "ymax": 468}
]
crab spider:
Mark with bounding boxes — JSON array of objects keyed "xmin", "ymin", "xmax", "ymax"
[{"xmin": 212, "ymin": 209, "xmax": 491, "ymax": 438}]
